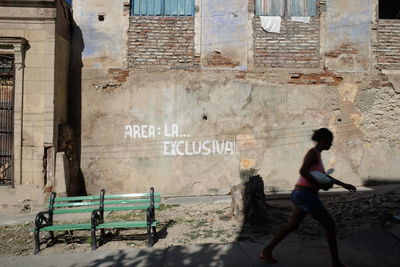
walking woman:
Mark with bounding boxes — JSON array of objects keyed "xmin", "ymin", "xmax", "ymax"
[{"xmin": 259, "ymin": 128, "xmax": 356, "ymax": 267}]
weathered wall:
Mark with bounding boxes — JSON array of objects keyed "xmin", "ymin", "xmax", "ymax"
[
  {"xmin": 128, "ymin": 17, "xmax": 197, "ymax": 68},
  {"xmin": 54, "ymin": 0, "xmax": 71, "ymax": 147},
  {"xmin": 324, "ymin": 0, "xmax": 372, "ymax": 72},
  {"xmin": 76, "ymin": 0, "xmax": 400, "ymax": 197},
  {"xmin": 201, "ymin": 0, "xmax": 248, "ymax": 70},
  {"xmin": 73, "ymin": 0, "xmax": 128, "ymax": 68},
  {"xmin": 253, "ymin": 16, "xmax": 320, "ymax": 68},
  {"xmin": 80, "ymin": 69, "xmax": 400, "ymax": 196}
]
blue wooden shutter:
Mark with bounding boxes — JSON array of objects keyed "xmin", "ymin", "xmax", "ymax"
[
  {"xmin": 256, "ymin": 0, "xmax": 285, "ymax": 16},
  {"xmin": 132, "ymin": 0, "xmax": 162, "ymax": 16},
  {"xmin": 165, "ymin": 0, "xmax": 194, "ymax": 16},
  {"xmin": 132, "ymin": 0, "xmax": 194, "ymax": 16},
  {"xmin": 287, "ymin": 0, "xmax": 317, "ymax": 16}
]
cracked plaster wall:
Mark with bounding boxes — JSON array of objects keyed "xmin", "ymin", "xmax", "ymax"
[{"xmin": 80, "ymin": 70, "xmax": 400, "ymax": 196}]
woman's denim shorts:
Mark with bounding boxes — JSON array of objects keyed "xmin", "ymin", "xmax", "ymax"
[{"xmin": 291, "ymin": 190, "xmax": 323, "ymax": 212}]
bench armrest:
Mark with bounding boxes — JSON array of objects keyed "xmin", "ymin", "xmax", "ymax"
[
  {"xmin": 34, "ymin": 211, "xmax": 52, "ymax": 230},
  {"xmin": 91, "ymin": 208, "xmax": 103, "ymax": 227}
]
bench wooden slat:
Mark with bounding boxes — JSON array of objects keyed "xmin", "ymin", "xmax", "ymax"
[
  {"xmin": 39, "ymin": 223, "xmax": 92, "ymax": 231},
  {"xmin": 104, "ymin": 192, "xmax": 161, "ymax": 199},
  {"xmin": 97, "ymin": 220, "xmax": 158, "ymax": 229},
  {"xmin": 104, "ymin": 204, "xmax": 160, "ymax": 212},
  {"xmin": 103, "ymin": 198, "xmax": 161, "ymax": 205},
  {"xmin": 52, "ymin": 195, "xmax": 101, "ymax": 202},
  {"xmin": 53, "ymin": 208, "xmax": 98, "ymax": 214},
  {"xmin": 53, "ymin": 201, "xmax": 101, "ymax": 208}
]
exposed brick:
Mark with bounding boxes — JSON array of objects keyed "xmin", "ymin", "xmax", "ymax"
[
  {"xmin": 377, "ymin": 20, "xmax": 400, "ymax": 70},
  {"xmin": 128, "ymin": 16, "xmax": 197, "ymax": 68},
  {"xmin": 253, "ymin": 17, "xmax": 321, "ymax": 69},
  {"xmin": 288, "ymin": 68, "xmax": 343, "ymax": 85}
]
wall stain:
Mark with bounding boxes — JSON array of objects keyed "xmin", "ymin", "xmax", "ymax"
[
  {"xmin": 289, "ymin": 68, "xmax": 343, "ymax": 85},
  {"xmin": 203, "ymin": 51, "xmax": 240, "ymax": 68}
]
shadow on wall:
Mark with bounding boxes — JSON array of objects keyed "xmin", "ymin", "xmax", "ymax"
[
  {"xmin": 363, "ymin": 178, "xmax": 400, "ymax": 187},
  {"xmin": 65, "ymin": 18, "xmax": 86, "ymax": 196}
]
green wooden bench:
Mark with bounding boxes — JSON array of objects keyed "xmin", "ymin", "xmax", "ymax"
[
  {"xmin": 90, "ymin": 187, "xmax": 161, "ymax": 250},
  {"xmin": 33, "ymin": 190, "xmax": 104, "ymax": 254}
]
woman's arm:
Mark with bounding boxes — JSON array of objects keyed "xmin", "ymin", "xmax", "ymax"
[{"xmin": 327, "ymin": 175, "xmax": 357, "ymax": 192}]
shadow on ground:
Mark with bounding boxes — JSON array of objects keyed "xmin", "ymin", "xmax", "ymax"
[{"xmin": 72, "ymin": 183, "xmax": 400, "ymax": 267}]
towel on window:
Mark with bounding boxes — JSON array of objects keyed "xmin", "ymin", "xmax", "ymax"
[
  {"xmin": 291, "ymin": 16, "xmax": 311, "ymax": 24},
  {"xmin": 260, "ymin": 16, "xmax": 281, "ymax": 33}
]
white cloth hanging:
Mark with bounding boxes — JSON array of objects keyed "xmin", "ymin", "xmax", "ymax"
[
  {"xmin": 291, "ymin": 16, "xmax": 311, "ymax": 24},
  {"xmin": 260, "ymin": 16, "xmax": 281, "ymax": 33}
]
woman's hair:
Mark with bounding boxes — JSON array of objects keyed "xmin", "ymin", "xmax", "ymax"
[{"xmin": 311, "ymin": 128, "xmax": 333, "ymax": 142}]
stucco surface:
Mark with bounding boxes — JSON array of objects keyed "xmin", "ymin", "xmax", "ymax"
[
  {"xmin": 201, "ymin": 0, "xmax": 248, "ymax": 70},
  {"xmin": 324, "ymin": 0, "xmax": 372, "ymax": 72},
  {"xmin": 73, "ymin": 0, "xmax": 127, "ymax": 68},
  {"xmin": 79, "ymin": 70, "xmax": 400, "ymax": 196}
]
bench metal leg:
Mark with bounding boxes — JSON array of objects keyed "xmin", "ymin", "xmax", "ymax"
[
  {"xmin": 91, "ymin": 228, "xmax": 97, "ymax": 250},
  {"xmin": 147, "ymin": 225, "xmax": 152, "ymax": 247},
  {"xmin": 100, "ymin": 229, "xmax": 105, "ymax": 245},
  {"xmin": 34, "ymin": 230, "xmax": 40, "ymax": 254}
]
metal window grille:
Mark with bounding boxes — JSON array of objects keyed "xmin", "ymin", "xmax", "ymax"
[
  {"xmin": 131, "ymin": 0, "xmax": 195, "ymax": 16},
  {"xmin": 0, "ymin": 54, "xmax": 14, "ymax": 186},
  {"xmin": 256, "ymin": 0, "xmax": 317, "ymax": 16}
]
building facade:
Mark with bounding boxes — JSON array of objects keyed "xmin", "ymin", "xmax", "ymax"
[
  {"xmin": 0, "ymin": 0, "xmax": 71, "ymax": 209},
  {"xmin": 49, "ymin": 0, "xmax": 400, "ymax": 197}
]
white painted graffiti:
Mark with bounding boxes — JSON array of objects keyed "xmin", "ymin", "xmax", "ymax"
[
  {"xmin": 124, "ymin": 124, "xmax": 182, "ymax": 139},
  {"xmin": 124, "ymin": 124, "xmax": 235, "ymax": 156},
  {"xmin": 162, "ymin": 140, "xmax": 235, "ymax": 156}
]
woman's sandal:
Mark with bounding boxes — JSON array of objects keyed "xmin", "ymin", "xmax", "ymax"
[{"xmin": 258, "ymin": 253, "xmax": 278, "ymax": 263}]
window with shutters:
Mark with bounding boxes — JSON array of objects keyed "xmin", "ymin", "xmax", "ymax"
[
  {"xmin": 131, "ymin": 0, "xmax": 195, "ymax": 16},
  {"xmin": 255, "ymin": 0, "xmax": 317, "ymax": 17}
]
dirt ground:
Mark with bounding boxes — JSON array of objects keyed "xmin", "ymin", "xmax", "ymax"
[{"xmin": 0, "ymin": 184, "xmax": 399, "ymax": 256}]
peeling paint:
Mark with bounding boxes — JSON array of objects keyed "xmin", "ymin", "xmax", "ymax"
[{"xmin": 338, "ymin": 83, "xmax": 358, "ymax": 103}]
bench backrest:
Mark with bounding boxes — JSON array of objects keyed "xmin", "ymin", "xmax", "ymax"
[
  {"xmin": 102, "ymin": 187, "xmax": 161, "ymax": 212},
  {"xmin": 49, "ymin": 190, "xmax": 104, "ymax": 214}
]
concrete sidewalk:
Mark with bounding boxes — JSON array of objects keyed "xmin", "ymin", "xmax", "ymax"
[{"xmin": 1, "ymin": 226, "xmax": 399, "ymax": 267}]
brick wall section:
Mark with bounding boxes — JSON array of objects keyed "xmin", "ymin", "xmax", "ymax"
[
  {"xmin": 253, "ymin": 17, "xmax": 320, "ymax": 68},
  {"xmin": 128, "ymin": 16, "xmax": 197, "ymax": 68},
  {"xmin": 378, "ymin": 20, "xmax": 400, "ymax": 70}
]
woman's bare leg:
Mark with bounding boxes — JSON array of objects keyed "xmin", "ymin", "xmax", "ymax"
[
  {"xmin": 310, "ymin": 207, "xmax": 344, "ymax": 267},
  {"xmin": 261, "ymin": 205, "xmax": 305, "ymax": 261}
]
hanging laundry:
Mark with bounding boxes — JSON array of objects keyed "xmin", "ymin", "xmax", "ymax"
[
  {"xmin": 291, "ymin": 16, "xmax": 311, "ymax": 24},
  {"xmin": 260, "ymin": 16, "xmax": 281, "ymax": 33}
]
